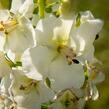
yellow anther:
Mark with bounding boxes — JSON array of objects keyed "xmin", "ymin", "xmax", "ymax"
[
  {"xmin": 3, "ymin": 19, "xmax": 17, "ymax": 29},
  {"xmin": 0, "ymin": 95, "xmax": 5, "ymax": 101},
  {"xmin": 0, "ymin": 21, "xmax": 5, "ymax": 31},
  {"xmin": 57, "ymin": 45, "xmax": 77, "ymax": 65},
  {"xmin": 19, "ymin": 80, "xmax": 39, "ymax": 91},
  {"xmin": 0, "ymin": 19, "xmax": 18, "ymax": 33}
]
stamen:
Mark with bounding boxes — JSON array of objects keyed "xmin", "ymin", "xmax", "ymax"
[
  {"xmin": 56, "ymin": 89, "xmax": 79, "ymax": 107},
  {"xmin": 0, "ymin": 21, "xmax": 4, "ymax": 31},
  {"xmin": 3, "ymin": 19, "xmax": 18, "ymax": 29},
  {"xmin": 57, "ymin": 45, "xmax": 79, "ymax": 65},
  {"xmin": 19, "ymin": 85, "xmax": 26, "ymax": 90},
  {"xmin": 9, "ymin": 102, "xmax": 17, "ymax": 109},
  {"xmin": 19, "ymin": 80, "xmax": 39, "ymax": 91},
  {"xmin": 0, "ymin": 95, "xmax": 5, "ymax": 101},
  {"xmin": 0, "ymin": 19, "xmax": 18, "ymax": 33}
]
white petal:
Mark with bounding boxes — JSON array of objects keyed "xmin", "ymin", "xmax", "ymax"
[
  {"xmin": 78, "ymin": 19, "xmax": 103, "ymax": 45},
  {"xmin": 4, "ymin": 16, "xmax": 36, "ymax": 54},
  {"xmin": 0, "ymin": 52, "xmax": 12, "ymax": 77},
  {"xmin": 0, "ymin": 33, "xmax": 5, "ymax": 51},
  {"xmin": 22, "ymin": 46, "xmax": 57, "ymax": 78},
  {"xmin": 53, "ymin": 17, "xmax": 74, "ymax": 41},
  {"xmin": 21, "ymin": 49, "xmax": 42, "ymax": 80},
  {"xmin": 14, "ymin": 86, "xmax": 53, "ymax": 109},
  {"xmin": 0, "ymin": 74, "xmax": 11, "ymax": 94},
  {"xmin": 80, "ymin": 11, "xmax": 94, "ymax": 21},
  {"xmin": 0, "ymin": 70, "xmax": 54, "ymax": 109},
  {"xmin": 35, "ymin": 16, "xmax": 62, "ymax": 46},
  {"xmin": 19, "ymin": 0, "xmax": 34, "ymax": 18},
  {"xmin": 32, "ymin": 14, "xmax": 40, "ymax": 27},
  {"xmin": 93, "ymin": 72, "xmax": 105, "ymax": 84},
  {"xmin": 11, "ymin": 71, "xmax": 54, "ymax": 109},
  {"xmin": 77, "ymin": 45, "xmax": 95, "ymax": 63},
  {"xmin": 10, "ymin": 0, "xmax": 25, "ymax": 14},
  {"xmin": 90, "ymin": 83, "xmax": 99, "ymax": 100},
  {"xmin": 48, "ymin": 56, "xmax": 84, "ymax": 91},
  {"xmin": 36, "ymin": 16, "xmax": 74, "ymax": 48},
  {"xmin": 0, "ymin": 10, "xmax": 9, "ymax": 21},
  {"xmin": 22, "ymin": 47, "xmax": 84, "ymax": 91},
  {"xmin": 71, "ymin": 16, "xmax": 103, "ymax": 60}
]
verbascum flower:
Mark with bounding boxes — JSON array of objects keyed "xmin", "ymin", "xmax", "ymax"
[
  {"xmin": 21, "ymin": 11, "xmax": 103, "ymax": 92},
  {"xmin": 0, "ymin": 8, "xmax": 35, "ymax": 58},
  {"xmin": 49, "ymin": 88, "xmax": 85, "ymax": 109},
  {"xmin": 82, "ymin": 61, "xmax": 105, "ymax": 101},
  {"xmin": 0, "ymin": 70, "xmax": 54, "ymax": 109}
]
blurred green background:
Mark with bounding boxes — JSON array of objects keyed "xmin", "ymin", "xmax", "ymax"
[
  {"xmin": 0, "ymin": 0, "xmax": 109, "ymax": 109},
  {"xmin": 75, "ymin": 1, "xmax": 109, "ymax": 109}
]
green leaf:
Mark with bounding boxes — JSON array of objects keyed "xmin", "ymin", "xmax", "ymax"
[
  {"xmin": 45, "ymin": 77, "xmax": 51, "ymax": 88},
  {"xmin": 33, "ymin": 7, "xmax": 39, "ymax": 14},
  {"xmin": 5, "ymin": 54, "xmax": 22, "ymax": 68},
  {"xmin": 15, "ymin": 61, "xmax": 22, "ymax": 67},
  {"xmin": 41, "ymin": 103, "xmax": 48, "ymax": 109},
  {"xmin": 45, "ymin": 1, "xmax": 59, "ymax": 13},
  {"xmin": 84, "ymin": 65, "xmax": 89, "ymax": 81},
  {"xmin": 33, "ymin": 0, "xmax": 37, "ymax": 3},
  {"xmin": 0, "ymin": 0, "xmax": 12, "ymax": 9},
  {"xmin": 81, "ymin": 65, "xmax": 89, "ymax": 89},
  {"xmin": 75, "ymin": 13, "xmax": 81, "ymax": 27},
  {"xmin": 45, "ymin": 6, "xmax": 52, "ymax": 13},
  {"xmin": 5, "ymin": 53, "xmax": 15, "ymax": 68},
  {"xmin": 41, "ymin": 101, "xmax": 54, "ymax": 109},
  {"xmin": 52, "ymin": 10, "xmax": 60, "ymax": 17}
]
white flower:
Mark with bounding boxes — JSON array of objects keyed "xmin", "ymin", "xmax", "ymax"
[
  {"xmin": 21, "ymin": 15, "xmax": 83, "ymax": 91},
  {"xmin": 82, "ymin": 61, "xmax": 105, "ymax": 101},
  {"xmin": 0, "ymin": 9, "xmax": 35, "ymax": 57},
  {"xmin": 21, "ymin": 11, "xmax": 103, "ymax": 92},
  {"xmin": 0, "ymin": 70, "xmax": 54, "ymax": 109},
  {"xmin": 49, "ymin": 89, "xmax": 85, "ymax": 109},
  {"xmin": 71, "ymin": 11, "xmax": 103, "ymax": 63}
]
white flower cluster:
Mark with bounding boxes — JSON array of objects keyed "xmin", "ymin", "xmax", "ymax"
[{"xmin": 0, "ymin": 0, "xmax": 105, "ymax": 109}]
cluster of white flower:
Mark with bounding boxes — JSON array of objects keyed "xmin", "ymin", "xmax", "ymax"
[{"xmin": 0, "ymin": 0, "xmax": 105, "ymax": 109}]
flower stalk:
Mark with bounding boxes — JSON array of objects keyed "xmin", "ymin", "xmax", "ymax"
[{"xmin": 38, "ymin": 0, "xmax": 45, "ymax": 18}]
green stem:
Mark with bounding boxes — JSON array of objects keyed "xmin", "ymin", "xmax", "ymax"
[{"xmin": 38, "ymin": 0, "xmax": 45, "ymax": 18}]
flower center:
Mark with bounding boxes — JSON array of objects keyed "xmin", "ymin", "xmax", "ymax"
[
  {"xmin": 0, "ymin": 19, "xmax": 18, "ymax": 34},
  {"xmin": 56, "ymin": 89, "xmax": 79, "ymax": 108},
  {"xmin": 57, "ymin": 45, "xmax": 79, "ymax": 65},
  {"xmin": 19, "ymin": 80, "xmax": 40, "ymax": 92}
]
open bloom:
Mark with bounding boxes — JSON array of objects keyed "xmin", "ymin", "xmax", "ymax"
[
  {"xmin": 0, "ymin": 8, "xmax": 35, "ymax": 57},
  {"xmin": 82, "ymin": 61, "xmax": 105, "ymax": 101},
  {"xmin": 22, "ymin": 11, "xmax": 103, "ymax": 92},
  {"xmin": 0, "ymin": 70, "xmax": 54, "ymax": 109},
  {"xmin": 49, "ymin": 88, "xmax": 85, "ymax": 109}
]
